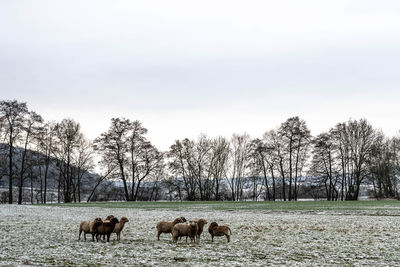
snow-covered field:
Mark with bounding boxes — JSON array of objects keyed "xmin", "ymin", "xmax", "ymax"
[{"xmin": 1, "ymin": 204, "xmax": 400, "ymax": 266}]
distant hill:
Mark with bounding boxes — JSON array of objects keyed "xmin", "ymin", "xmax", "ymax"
[{"xmin": 0, "ymin": 143, "xmax": 102, "ymax": 190}]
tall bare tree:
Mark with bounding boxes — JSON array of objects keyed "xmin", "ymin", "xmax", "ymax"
[
  {"xmin": 367, "ymin": 133, "xmax": 399, "ymax": 199},
  {"xmin": 0, "ymin": 100, "xmax": 29, "ymax": 203},
  {"xmin": 17, "ymin": 111, "xmax": 43, "ymax": 204},
  {"xmin": 132, "ymin": 141, "xmax": 163, "ymax": 201},
  {"xmin": 310, "ymin": 132, "xmax": 339, "ymax": 200},
  {"xmin": 227, "ymin": 133, "xmax": 250, "ymax": 201},
  {"xmin": 261, "ymin": 130, "xmax": 281, "ymax": 201},
  {"xmin": 94, "ymin": 118, "xmax": 131, "ymax": 200},
  {"xmin": 37, "ymin": 122, "xmax": 56, "ymax": 203},
  {"xmin": 209, "ymin": 137, "xmax": 230, "ymax": 200},
  {"xmin": 72, "ymin": 138, "xmax": 94, "ymax": 202},
  {"xmin": 127, "ymin": 121, "xmax": 163, "ymax": 201},
  {"xmin": 184, "ymin": 135, "xmax": 213, "ymax": 201},
  {"xmin": 278, "ymin": 116, "xmax": 311, "ymax": 200},
  {"xmin": 168, "ymin": 139, "xmax": 197, "ymax": 200},
  {"xmin": 266, "ymin": 129, "xmax": 288, "ymax": 201},
  {"xmin": 169, "ymin": 135, "xmax": 231, "ymax": 201},
  {"xmin": 95, "ymin": 118, "xmax": 162, "ymax": 201},
  {"xmin": 331, "ymin": 119, "xmax": 378, "ymax": 200},
  {"xmin": 249, "ymin": 138, "xmax": 273, "ymax": 201},
  {"xmin": 53, "ymin": 119, "xmax": 83, "ymax": 203}
]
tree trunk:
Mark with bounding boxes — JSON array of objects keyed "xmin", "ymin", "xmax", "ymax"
[
  {"xmin": 118, "ymin": 160, "xmax": 130, "ymax": 201},
  {"xmin": 30, "ymin": 168, "xmax": 34, "ymax": 204},
  {"xmin": 18, "ymin": 129, "xmax": 31, "ymax": 205},
  {"xmin": 269, "ymin": 164, "xmax": 276, "ymax": 201},
  {"xmin": 18, "ymin": 182, "xmax": 23, "ymax": 204},
  {"xmin": 39, "ymin": 166, "xmax": 43, "ymax": 203},
  {"xmin": 57, "ymin": 172, "xmax": 61, "ymax": 203},
  {"xmin": 261, "ymin": 158, "xmax": 270, "ymax": 201},
  {"xmin": 288, "ymin": 138, "xmax": 293, "ymax": 201},
  {"xmin": 279, "ymin": 158, "xmax": 286, "ymax": 201},
  {"xmin": 44, "ymin": 159, "xmax": 49, "ymax": 204},
  {"xmin": 8, "ymin": 130, "xmax": 13, "ymax": 204},
  {"xmin": 215, "ymin": 181, "xmax": 220, "ymax": 201}
]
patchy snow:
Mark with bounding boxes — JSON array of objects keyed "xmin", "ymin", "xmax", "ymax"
[{"xmin": 1, "ymin": 205, "xmax": 400, "ymax": 266}]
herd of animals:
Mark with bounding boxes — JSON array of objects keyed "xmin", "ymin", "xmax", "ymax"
[{"xmin": 78, "ymin": 215, "xmax": 232, "ymax": 243}]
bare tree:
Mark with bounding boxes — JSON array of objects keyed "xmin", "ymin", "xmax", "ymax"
[
  {"xmin": 261, "ymin": 131, "xmax": 281, "ymax": 201},
  {"xmin": 37, "ymin": 122, "xmax": 56, "ymax": 203},
  {"xmin": 178, "ymin": 134, "xmax": 214, "ymax": 201},
  {"xmin": 267, "ymin": 129, "xmax": 288, "ymax": 200},
  {"xmin": 17, "ymin": 111, "xmax": 43, "ymax": 204},
  {"xmin": 53, "ymin": 119, "xmax": 83, "ymax": 203},
  {"xmin": 0, "ymin": 100, "xmax": 29, "ymax": 203},
  {"xmin": 94, "ymin": 118, "xmax": 162, "ymax": 201},
  {"xmin": 278, "ymin": 117, "xmax": 311, "ymax": 200},
  {"xmin": 309, "ymin": 132, "xmax": 339, "ymax": 200},
  {"xmin": 247, "ymin": 142, "xmax": 263, "ymax": 201},
  {"xmin": 196, "ymin": 135, "xmax": 214, "ymax": 200},
  {"xmin": 132, "ymin": 141, "xmax": 163, "ymax": 201},
  {"xmin": 249, "ymin": 138, "xmax": 274, "ymax": 201},
  {"xmin": 168, "ymin": 135, "xmax": 230, "ymax": 201},
  {"xmin": 209, "ymin": 137, "xmax": 230, "ymax": 200},
  {"xmin": 331, "ymin": 119, "xmax": 378, "ymax": 200},
  {"xmin": 72, "ymin": 138, "xmax": 94, "ymax": 202},
  {"xmin": 227, "ymin": 133, "xmax": 250, "ymax": 201},
  {"xmin": 94, "ymin": 118, "xmax": 131, "ymax": 201},
  {"xmin": 127, "ymin": 121, "xmax": 163, "ymax": 201},
  {"xmin": 367, "ymin": 133, "xmax": 399, "ymax": 199},
  {"xmin": 168, "ymin": 139, "xmax": 197, "ymax": 200}
]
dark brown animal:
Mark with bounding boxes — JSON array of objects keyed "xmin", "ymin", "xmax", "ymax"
[
  {"xmin": 208, "ymin": 222, "xmax": 232, "ymax": 243},
  {"xmin": 101, "ymin": 215, "xmax": 115, "ymax": 240},
  {"xmin": 113, "ymin": 217, "xmax": 129, "ymax": 241},
  {"xmin": 93, "ymin": 217, "xmax": 119, "ymax": 242},
  {"xmin": 156, "ymin": 216, "xmax": 186, "ymax": 240},
  {"xmin": 183, "ymin": 219, "xmax": 208, "ymax": 242},
  {"xmin": 172, "ymin": 221, "xmax": 198, "ymax": 243},
  {"xmin": 194, "ymin": 219, "xmax": 208, "ymax": 241},
  {"xmin": 78, "ymin": 217, "xmax": 102, "ymax": 241}
]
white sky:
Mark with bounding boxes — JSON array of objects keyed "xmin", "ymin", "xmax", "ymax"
[{"xmin": 1, "ymin": 0, "xmax": 400, "ymax": 150}]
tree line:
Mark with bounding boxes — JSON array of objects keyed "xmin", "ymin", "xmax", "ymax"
[{"xmin": 0, "ymin": 99, "xmax": 399, "ymax": 203}]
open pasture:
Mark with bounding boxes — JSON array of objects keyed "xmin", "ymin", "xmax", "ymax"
[{"xmin": 1, "ymin": 201, "xmax": 400, "ymax": 266}]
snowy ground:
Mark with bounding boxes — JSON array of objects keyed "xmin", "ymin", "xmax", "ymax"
[{"xmin": 1, "ymin": 204, "xmax": 400, "ymax": 266}]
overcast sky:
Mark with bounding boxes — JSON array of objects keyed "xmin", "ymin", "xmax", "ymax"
[{"xmin": 1, "ymin": 0, "xmax": 399, "ymax": 150}]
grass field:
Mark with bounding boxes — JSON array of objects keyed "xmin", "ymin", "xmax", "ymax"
[
  {"xmin": 2, "ymin": 200, "xmax": 400, "ymax": 266},
  {"xmin": 43, "ymin": 199, "xmax": 400, "ymax": 213}
]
